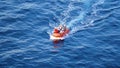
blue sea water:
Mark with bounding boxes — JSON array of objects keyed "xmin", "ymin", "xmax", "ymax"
[{"xmin": 0, "ymin": 0, "xmax": 120, "ymax": 68}]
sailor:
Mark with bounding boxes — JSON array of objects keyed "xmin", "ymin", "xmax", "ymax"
[{"xmin": 53, "ymin": 24, "xmax": 66, "ymax": 33}]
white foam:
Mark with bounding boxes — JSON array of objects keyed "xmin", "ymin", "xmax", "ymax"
[{"xmin": 50, "ymin": 35, "xmax": 64, "ymax": 40}]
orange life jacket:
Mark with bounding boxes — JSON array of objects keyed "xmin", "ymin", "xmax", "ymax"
[
  {"xmin": 53, "ymin": 28, "xmax": 69, "ymax": 37},
  {"xmin": 53, "ymin": 28, "xmax": 59, "ymax": 33}
]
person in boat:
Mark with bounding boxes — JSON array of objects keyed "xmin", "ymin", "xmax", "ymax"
[
  {"xmin": 53, "ymin": 24, "xmax": 66, "ymax": 33},
  {"xmin": 52, "ymin": 24, "xmax": 69, "ymax": 38}
]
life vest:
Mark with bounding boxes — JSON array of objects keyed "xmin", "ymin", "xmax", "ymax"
[
  {"xmin": 53, "ymin": 28, "xmax": 69, "ymax": 37},
  {"xmin": 53, "ymin": 28, "xmax": 59, "ymax": 33}
]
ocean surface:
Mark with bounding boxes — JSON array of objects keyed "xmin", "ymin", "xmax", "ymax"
[{"xmin": 0, "ymin": 0, "xmax": 120, "ymax": 68}]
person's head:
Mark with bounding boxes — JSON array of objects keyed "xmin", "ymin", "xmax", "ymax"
[{"xmin": 58, "ymin": 24, "xmax": 63, "ymax": 29}]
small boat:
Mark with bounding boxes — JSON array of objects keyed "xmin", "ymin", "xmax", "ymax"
[{"xmin": 50, "ymin": 24, "xmax": 69, "ymax": 41}]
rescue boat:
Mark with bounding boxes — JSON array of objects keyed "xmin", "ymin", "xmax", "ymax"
[{"xmin": 50, "ymin": 25, "xmax": 69, "ymax": 41}]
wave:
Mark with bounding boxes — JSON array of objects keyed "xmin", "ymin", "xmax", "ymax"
[{"xmin": 48, "ymin": 0, "xmax": 105, "ymax": 37}]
